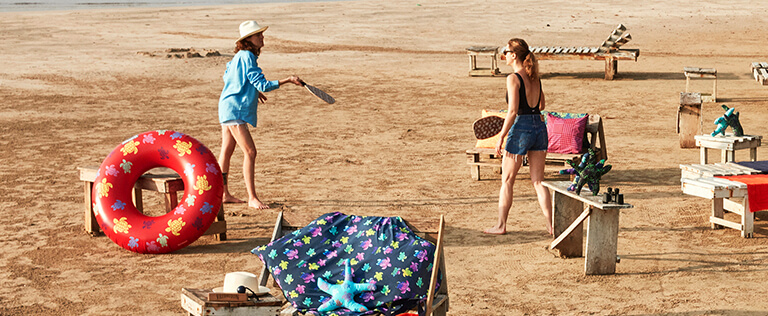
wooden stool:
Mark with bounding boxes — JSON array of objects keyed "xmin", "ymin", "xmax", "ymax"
[
  {"xmin": 694, "ymin": 134, "xmax": 762, "ymax": 164},
  {"xmin": 180, "ymin": 288, "xmax": 281, "ymax": 316},
  {"xmin": 680, "ymin": 175, "xmax": 753, "ymax": 238},
  {"xmin": 466, "ymin": 46, "xmax": 501, "ymax": 77},
  {"xmin": 684, "ymin": 66, "xmax": 717, "ymax": 102},
  {"xmin": 677, "ymin": 92, "xmax": 703, "ymax": 148},
  {"xmin": 78, "ymin": 166, "xmax": 227, "ymax": 240}
]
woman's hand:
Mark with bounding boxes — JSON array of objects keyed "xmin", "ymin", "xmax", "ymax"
[
  {"xmin": 495, "ymin": 136, "xmax": 504, "ymax": 156},
  {"xmin": 282, "ymin": 75, "xmax": 303, "ymax": 86},
  {"xmin": 258, "ymin": 91, "xmax": 267, "ymax": 103}
]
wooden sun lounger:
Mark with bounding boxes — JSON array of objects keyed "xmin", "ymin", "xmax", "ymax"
[
  {"xmin": 531, "ymin": 24, "xmax": 639, "ymax": 80},
  {"xmin": 259, "ymin": 211, "xmax": 449, "ymax": 316}
]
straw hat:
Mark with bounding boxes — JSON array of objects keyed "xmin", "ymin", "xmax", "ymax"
[
  {"xmin": 212, "ymin": 271, "xmax": 270, "ymax": 295},
  {"xmin": 237, "ymin": 20, "xmax": 268, "ymax": 43}
]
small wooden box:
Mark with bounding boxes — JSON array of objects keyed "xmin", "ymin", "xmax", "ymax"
[{"xmin": 181, "ymin": 288, "xmax": 281, "ymax": 316}]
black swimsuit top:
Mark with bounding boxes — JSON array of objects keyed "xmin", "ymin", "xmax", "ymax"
[{"xmin": 505, "ymin": 73, "xmax": 541, "ymax": 115}]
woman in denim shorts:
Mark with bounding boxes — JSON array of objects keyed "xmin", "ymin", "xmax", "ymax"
[
  {"xmin": 218, "ymin": 21, "xmax": 303, "ymax": 209},
  {"xmin": 484, "ymin": 38, "xmax": 553, "ymax": 236}
]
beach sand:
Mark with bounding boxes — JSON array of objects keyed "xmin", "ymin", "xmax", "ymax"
[{"xmin": 2, "ymin": 0, "xmax": 768, "ymax": 314}]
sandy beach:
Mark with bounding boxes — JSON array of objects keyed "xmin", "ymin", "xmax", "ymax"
[{"xmin": 3, "ymin": 0, "xmax": 768, "ymax": 315}]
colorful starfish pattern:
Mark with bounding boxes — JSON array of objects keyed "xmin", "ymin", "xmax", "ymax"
[{"xmin": 252, "ymin": 212, "xmax": 441, "ymax": 316}]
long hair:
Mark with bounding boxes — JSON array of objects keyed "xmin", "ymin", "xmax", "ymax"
[
  {"xmin": 508, "ymin": 38, "xmax": 539, "ymax": 82},
  {"xmin": 235, "ymin": 36, "xmax": 261, "ymax": 56}
]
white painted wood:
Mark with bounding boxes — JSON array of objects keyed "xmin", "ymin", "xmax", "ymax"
[{"xmin": 710, "ymin": 216, "xmax": 743, "ymax": 230}]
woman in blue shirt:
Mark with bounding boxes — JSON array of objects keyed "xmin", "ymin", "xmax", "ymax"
[{"xmin": 218, "ymin": 20, "xmax": 302, "ymax": 209}]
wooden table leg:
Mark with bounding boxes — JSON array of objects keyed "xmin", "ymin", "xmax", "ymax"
[
  {"xmin": 742, "ymin": 197, "xmax": 753, "ymax": 238},
  {"xmin": 711, "ymin": 197, "xmax": 724, "ymax": 229},
  {"xmin": 83, "ymin": 181, "xmax": 102, "ymax": 236},
  {"xmin": 552, "ymin": 191, "xmax": 584, "ymax": 258},
  {"xmin": 700, "ymin": 147, "xmax": 708, "ymax": 164},
  {"xmin": 215, "ymin": 203, "xmax": 227, "ymax": 241},
  {"xmin": 750, "ymin": 148, "xmax": 758, "ymax": 161},
  {"xmin": 604, "ymin": 56, "xmax": 617, "ymax": 80},
  {"xmin": 584, "ymin": 207, "xmax": 620, "ymax": 275},
  {"xmin": 467, "ymin": 152, "xmax": 481, "ymax": 181}
]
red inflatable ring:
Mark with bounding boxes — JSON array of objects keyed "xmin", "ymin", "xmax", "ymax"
[{"xmin": 92, "ymin": 130, "xmax": 223, "ymax": 254}]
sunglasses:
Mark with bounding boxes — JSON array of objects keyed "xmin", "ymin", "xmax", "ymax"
[{"xmin": 500, "ymin": 47, "xmax": 512, "ymax": 59}]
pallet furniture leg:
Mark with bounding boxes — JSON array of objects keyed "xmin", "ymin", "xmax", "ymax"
[
  {"xmin": 742, "ymin": 197, "xmax": 753, "ymax": 238},
  {"xmin": 551, "ymin": 191, "xmax": 584, "ymax": 258},
  {"xmin": 133, "ymin": 186, "xmax": 143, "ymax": 213},
  {"xmin": 604, "ymin": 56, "xmax": 617, "ymax": 80},
  {"xmin": 700, "ymin": 147, "xmax": 708, "ymax": 164},
  {"xmin": 214, "ymin": 203, "xmax": 227, "ymax": 241},
  {"xmin": 164, "ymin": 191, "xmax": 178, "ymax": 213},
  {"xmin": 750, "ymin": 148, "xmax": 758, "ymax": 161},
  {"xmin": 713, "ymin": 77, "xmax": 717, "ymax": 102},
  {"xmin": 83, "ymin": 181, "xmax": 101, "ymax": 236},
  {"xmin": 584, "ymin": 207, "xmax": 620, "ymax": 275},
  {"xmin": 467, "ymin": 152, "xmax": 481, "ymax": 181},
  {"xmin": 711, "ymin": 198, "xmax": 724, "ymax": 229}
]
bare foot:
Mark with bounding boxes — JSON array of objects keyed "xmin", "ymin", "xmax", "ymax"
[
  {"xmin": 249, "ymin": 198, "xmax": 270, "ymax": 209},
  {"xmin": 483, "ymin": 227, "xmax": 506, "ymax": 235},
  {"xmin": 223, "ymin": 194, "xmax": 246, "ymax": 204}
]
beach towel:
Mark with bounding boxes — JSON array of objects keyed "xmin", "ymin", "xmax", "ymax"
[
  {"xmin": 717, "ymin": 174, "xmax": 768, "ymax": 212},
  {"xmin": 252, "ymin": 212, "xmax": 440, "ymax": 316},
  {"xmin": 734, "ymin": 160, "xmax": 768, "ymax": 174}
]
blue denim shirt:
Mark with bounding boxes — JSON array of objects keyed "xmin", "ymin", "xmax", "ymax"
[{"xmin": 218, "ymin": 50, "xmax": 279, "ymax": 126}]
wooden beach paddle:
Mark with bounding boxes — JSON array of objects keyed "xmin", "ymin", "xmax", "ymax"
[
  {"xmin": 299, "ymin": 79, "xmax": 335, "ymax": 104},
  {"xmin": 473, "ymin": 115, "xmax": 504, "ymax": 139}
]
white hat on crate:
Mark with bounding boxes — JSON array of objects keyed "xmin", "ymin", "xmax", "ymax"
[
  {"xmin": 212, "ymin": 271, "xmax": 270, "ymax": 295},
  {"xmin": 237, "ymin": 20, "xmax": 268, "ymax": 43}
]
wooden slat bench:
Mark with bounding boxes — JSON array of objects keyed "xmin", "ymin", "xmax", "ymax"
[
  {"xmin": 467, "ymin": 114, "xmax": 607, "ymax": 180},
  {"xmin": 78, "ymin": 166, "xmax": 227, "ymax": 240},
  {"xmin": 530, "ymin": 24, "xmax": 639, "ymax": 80},
  {"xmin": 259, "ymin": 212, "xmax": 449, "ymax": 316},
  {"xmin": 544, "ymin": 180, "xmax": 633, "ymax": 275},
  {"xmin": 679, "ymin": 163, "xmax": 761, "ymax": 238}
]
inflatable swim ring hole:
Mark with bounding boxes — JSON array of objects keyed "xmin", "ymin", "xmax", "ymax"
[{"xmin": 132, "ymin": 167, "xmax": 184, "ymax": 217}]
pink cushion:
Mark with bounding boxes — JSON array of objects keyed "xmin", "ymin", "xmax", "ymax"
[{"xmin": 546, "ymin": 113, "xmax": 588, "ymax": 154}]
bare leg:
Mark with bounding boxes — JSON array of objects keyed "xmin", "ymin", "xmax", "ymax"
[
  {"xmin": 484, "ymin": 153, "xmax": 524, "ymax": 235},
  {"xmin": 528, "ymin": 150, "xmax": 553, "ymax": 235},
  {"xmin": 218, "ymin": 125, "xmax": 245, "ymax": 203},
  {"xmin": 226, "ymin": 124, "xmax": 270, "ymax": 209}
]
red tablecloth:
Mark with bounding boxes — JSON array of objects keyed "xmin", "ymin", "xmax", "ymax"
[{"xmin": 717, "ymin": 174, "xmax": 768, "ymax": 212}]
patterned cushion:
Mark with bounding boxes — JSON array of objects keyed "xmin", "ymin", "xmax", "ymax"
[
  {"xmin": 252, "ymin": 212, "xmax": 440, "ymax": 316},
  {"xmin": 475, "ymin": 109, "xmax": 506, "ymax": 148},
  {"xmin": 546, "ymin": 113, "xmax": 589, "ymax": 154}
]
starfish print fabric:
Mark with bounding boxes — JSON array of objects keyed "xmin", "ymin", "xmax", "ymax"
[{"xmin": 252, "ymin": 212, "xmax": 441, "ymax": 316}]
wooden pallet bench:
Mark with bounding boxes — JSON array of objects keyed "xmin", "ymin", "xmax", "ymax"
[
  {"xmin": 750, "ymin": 62, "xmax": 768, "ymax": 85},
  {"xmin": 466, "ymin": 46, "xmax": 502, "ymax": 77},
  {"xmin": 78, "ymin": 166, "xmax": 227, "ymax": 240},
  {"xmin": 679, "ymin": 162, "xmax": 763, "ymax": 238}
]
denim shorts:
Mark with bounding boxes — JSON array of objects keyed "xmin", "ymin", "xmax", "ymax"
[
  {"xmin": 221, "ymin": 119, "xmax": 247, "ymax": 126},
  {"xmin": 505, "ymin": 114, "xmax": 548, "ymax": 155}
]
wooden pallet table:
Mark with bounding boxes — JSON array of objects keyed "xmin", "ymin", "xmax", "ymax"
[
  {"xmin": 180, "ymin": 288, "xmax": 281, "ymax": 316},
  {"xmin": 679, "ymin": 170, "xmax": 754, "ymax": 237},
  {"xmin": 78, "ymin": 166, "xmax": 227, "ymax": 240},
  {"xmin": 466, "ymin": 46, "xmax": 502, "ymax": 77},
  {"xmin": 531, "ymin": 46, "xmax": 639, "ymax": 80},
  {"xmin": 544, "ymin": 181, "xmax": 633, "ymax": 275},
  {"xmin": 694, "ymin": 134, "xmax": 762, "ymax": 164},
  {"xmin": 750, "ymin": 62, "xmax": 768, "ymax": 85},
  {"xmin": 684, "ymin": 67, "xmax": 717, "ymax": 102}
]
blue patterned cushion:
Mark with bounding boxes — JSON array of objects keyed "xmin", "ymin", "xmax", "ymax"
[{"xmin": 252, "ymin": 212, "xmax": 440, "ymax": 316}]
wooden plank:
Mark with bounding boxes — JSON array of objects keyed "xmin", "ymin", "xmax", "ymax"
[
  {"xmin": 724, "ymin": 162, "xmax": 760, "ymax": 173},
  {"xmin": 584, "ymin": 207, "xmax": 620, "ymax": 275},
  {"xmin": 723, "ymin": 198, "xmax": 745, "ymax": 216},
  {"xmin": 712, "ymin": 198, "xmax": 724, "ymax": 229},
  {"xmin": 542, "ymin": 181, "xmax": 633, "ymax": 210},
  {"xmin": 550, "ymin": 204, "xmax": 590, "ymax": 252},
  {"xmin": 710, "ymin": 216, "xmax": 742, "ymax": 230}
]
